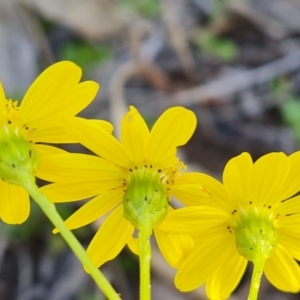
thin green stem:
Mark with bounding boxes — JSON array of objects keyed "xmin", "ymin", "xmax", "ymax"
[
  {"xmin": 248, "ymin": 258, "xmax": 265, "ymax": 300},
  {"xmin": 22, "ymin": 179, "xmax": 121, "ymax": 300},
  {"xmin": 138, "ymin": 225, "xmax": 152, "ymax": 300}
]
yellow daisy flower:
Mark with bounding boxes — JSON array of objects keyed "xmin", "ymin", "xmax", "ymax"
[
  {"xmin": 0, "ymin": 61, "xmax": 108, "ymax": 224},
  {"xmin": 40, "ymin": 106, "xmax": 211, "ymax": 268},
  {"xmin": 159, "ymin": 152, "xmax": 300, "ymax": 299}
]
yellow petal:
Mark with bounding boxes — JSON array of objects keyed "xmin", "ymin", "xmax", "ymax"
[
  {"xmin": 31, "ymin": 118, "xmax": 113, "ymax": 144},
  {"xmin": 19, "ymin": 61, "xmax": 82, "ymax": 126},
  {"xmin": 37, "ymin": 153, "xmax": 125, "ymax": 183},
  {"xmin": 158, "ymin": 206, "xmax": 230, "ymax": 235},
  {"xmin": 87, "ymin": 205, "xmax": 134, "ymax": 268},
  {"xmin": 29, "ymin": 125, "xmax": 77, "ymax": 144},
  {"xmin": 26, "ymin": 81, "xmax": 99, "ymax": 129},
  {"xmin": 274, "ymin": 195, "xmax": 300, "ymax": 216},
  {"xmin": 175, "ymin": 233, "xmax": 233, "ymax": 291},
  {"xmin": 89, "ymin": 119, "xmax": 114, "ymax": 133},
  {"xmin": 192, "ymin": 224, "xmax": 229, "ymax": 245},
  {"xmin": 278, "ymin": 229, "xmax": 300, "ymax": 261},
  {"xmin": 170, "ymin": 183, "xmax": 211, "ymax": 206},
  {"xmin": 276, "ymin": 214, "xmax": 300, "ymax": 233},
  {"xmin": 0, "ymin": 82, "xmax": 5, "ymax": 123},
  {"xmin": 121, "ymin": 106, "xmax": 149, "ymax": 164},
  {"xmin": 274, "ymin": 151, "xmax": 300, "ymax": 201},
  {"xmin": 206, "ymin": 242, "xmax": 247, "ymax": 300},
  {"xmin": 0, "ymin": 180, "xmax": 30, "ymax": 224},
  {"xmin": 63, "ymin": 117, "xmax": 132, "ymax": 168},
  {"xmin": 148, "ymin": 107, "xmax": 196, "ymax": 166},
  {"xmin": 41, "ymin": 182, "xmax": 123, "ymax": 202},
  {"xmin": 127, "ymin": 236, "xmax": 139, "ymax": 255},
  {"xmin": 154, "ymin": 227, "xmax": 195, "ymax": 268},
  {"xmin": 223, "ymin": 152, "xmax": 252, "ymax": 207},
  {"xmin": 250, "ymin": 152, "xmax": 290, "ymax": 205},
  {"xmin": 33, "ymin": 144, "xmax": 68, "ymax": 156},
  {"xmin": 53, "ymin": 190, "xmax": 122, "ymax": 233},
  {"xmin": 176, "ymin": 172, "xmax": 233, "ymax": 213},
  {"xmin": 264, "ymin": 244, "xmax": 300, "ymax": 292}
]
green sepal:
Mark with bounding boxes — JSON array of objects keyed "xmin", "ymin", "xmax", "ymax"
[
  {"xmin": 235, "ymin": 214, "xmax": 278, "ymax": 262},
  {"xmin": 0, "ymin": 132, "xmax": 38, "ymax": 185},
  {"xmin": 123, "ymin": 168, "xmax": 168, "ymax": 235}
]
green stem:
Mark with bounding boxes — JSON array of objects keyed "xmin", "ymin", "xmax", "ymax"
[
  {"xmin": 22, "ymin": 179, "xmax": 121, "ymax": 300},
  {"xmin": 138, "ymin": 225, "xmax": 152, "ymax": 300},
  {"xmin": 248, "ymin": 258, "xmax": 265, "ymax": 300}
]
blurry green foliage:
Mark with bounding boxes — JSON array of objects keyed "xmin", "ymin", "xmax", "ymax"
[
  {"xmin": 119, "ymin": 0, "xmax": 160, "ymax": 17},
  {"xmin": 272, "ymin": 77, "xmax": 300, "ymax": 142},
  {"xmin": 281, "ymin": 99, "xmax": 300, "ymax": 141},
  {"xmin": 59, "ymin": 41, "xmax": 113, "ymax": 72},
  {"xmin": 118, "ymin": 250, "xmax": 139, "ymax": 273},
  {"xmin": 197, "ymin": 30, "xmax": 239, "ymax": 61}
]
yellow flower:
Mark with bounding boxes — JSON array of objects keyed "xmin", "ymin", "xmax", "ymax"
[
  {"xmin": 40, "ymin": 106, "xmax": 211, "ymax": 268},
  {"xmin": 159, "ymin": 152, "xmax": 300, "ymax": 299},
  {"xmin": 0, "ymin": 61, "xmax": 105, "ymax": 224}
]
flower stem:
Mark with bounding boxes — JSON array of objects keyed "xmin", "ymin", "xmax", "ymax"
[
  {"xmin": 138, "ymin": 225, "xmax": 152, "ymax": 300},
  {"xmin": 22, "ymin": 179, "xmax": 121, "ymax": 300},
  {"xmin": 248, "ymin": 258, "xmax": 265, "ymax": 300}
]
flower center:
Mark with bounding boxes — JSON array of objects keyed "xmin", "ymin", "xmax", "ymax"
[
  {"xmin": 122, "ymin": 164, "xmax": 178, "ymax": 233},
  {"xmin": 5, "ymin": 99, "xmax": 19, "ymax": 125},
  {"xmin": 2, "ymin": 100, "xmax": 33, "ymax": 139},
  {"xmin": 235, "ymin": 212, "xmax": 278, "ymax": 262}
]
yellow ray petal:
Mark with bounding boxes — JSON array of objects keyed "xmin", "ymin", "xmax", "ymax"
[
  {"xmin": 33, "ymin": 144, "xmax": 68, "ymax": 156},
  {"xmin": 31, "ymin": 118, "xmax": 113, "ymax": 144},
  {"xmin": 156, "ymin": 152, "xmax": 177, "ymax": 169},
  {"xmin": 273, "ymin": 151, "xmax": 300, "ymax": 201},
  {"xmin": 29, "ymin": 125, "xmax": 77, "ymax": 144},
  {"xmin": 19, "ymin": 61, "xmax": 82, "ymax": 125},
  {"xmin": 223, "ymin": 152, "xmax": 252, "ymax": 207},
  {"xmin": 192, "ymin": 224, "xmax": 228, "ymax": 245},
  {"xmin": 154, "ymin": 227, "xmax": 195, "ymax": 268},
  {"xmin": 53, "ymin": 190, "xmax": 122, "ymax": 233},
  {"xmin": 0, "ymin": 82, "xmax": 5, "ymax": 123},
  {"xmin": 175, "ymin": 233, "xmax": 233, "ymax": 291},
  {"xmin": 249, "ymin": 152, "xmax": 290, "ymax": 206},
  {"xmin": 176, "ymin": 172, "xmax": 233, "ymax": 213},
  {"xmin": 158, "ymin": 206, "xmax": 230, "ymax": 234},
  {"xmin": 148, "ymin": 107, "xmax": 196, "ymax": 166},
  {"xmin": 37, "ymin": 153, "xmax": 125, "ymax": 183},
  {"xmin": 127, "ymin": 236, "xmax": 139, "ymax": 255},
  {"xmin": 276, "ymin": 214, "xmax": 300, "ymax": 233},
  {"xmin": 26, "ymin": 81, "xmax": 99, "ymax": 129},
  {"xmin": 63, "ymin": 117, "xmax": 132, "ymax": 168},
  {"xmin": 264, "ymin": 244, "xmax": 300, "ymax": 292},
  {"xmin": 87, "ymin": 205, "xmax": 134, "ymax": 268},
  {"xmin": 41, "ymin": 182, "xmax": 123, "ymax": 202},
  {"xmin": 206, "ymin": 244, "xmax": 247, "ymax": 299},
  {"xmin": 0, "ymin": 180, "xmax": 30, "ymax": 224},
  {"xmin": 278, "ymin": 229, "xmax": 300, "ymax": 261},
  {"xmin": 274, "ymin": 195, "xmax": 300, "ymax": 216},
  {"xmin": 121, "ymin": 106, "xmax": 149, "ymax": 164},
  {"xmin": 170, "ymin": 183, "xmax": 211, "ymax": 206}
]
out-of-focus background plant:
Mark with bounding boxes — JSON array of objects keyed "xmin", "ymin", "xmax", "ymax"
[{"xmin": 1, "ymin": 0, "xmax": 300, "ymax": 299}]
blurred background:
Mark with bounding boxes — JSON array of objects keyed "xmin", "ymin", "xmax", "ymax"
[{"xmin": 1, "ymin": 0, "xmax": 300, "ymax": 299}]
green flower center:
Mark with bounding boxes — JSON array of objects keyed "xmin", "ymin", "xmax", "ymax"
[
  {"xmin": 235, "ymin": 213, "xmax": 278, "ymax": 262},
  {"xmin": 0, "ymin": 129, "xmax": 38, "ymax": 185},
  {"xmin": 122, "ymin": 166, "xmax": 169, "ymax": 234}
]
